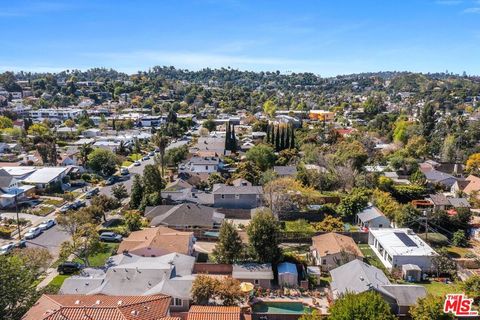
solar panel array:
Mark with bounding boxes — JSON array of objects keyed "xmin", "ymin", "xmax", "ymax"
[{"xmin": 394, "ymin": 232, "xmax": 418, "ymax": 247}]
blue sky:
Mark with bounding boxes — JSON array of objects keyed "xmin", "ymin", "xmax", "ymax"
[{"xmin": 1, "ymin": 0, "xmax": 480, "ymax": 76}]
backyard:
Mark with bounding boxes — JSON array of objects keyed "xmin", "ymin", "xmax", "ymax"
[
  {"xmin": 73, "ymin": 242, "xmax": 119, "ymax": 267},
  {"xmin": 358, "ymin": 243, "xmax": 388, "ymax": 273}
]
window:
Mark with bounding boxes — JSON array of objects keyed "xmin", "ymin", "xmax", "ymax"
[
  {"xmin": 254, "ymin": 279, "xmax": 260, "ymax": 285},
  {"xmin": 235, "ymin": 194, "xmax": 240, "ymax": 199},
  {"xmin": 221, "ymin": 194, "xmax": 225, "ymax": 199},
  {"xmin": 171, "ymin": 298, "xmax": 182, "ymax": 306},
  {"xmin": 322, "ymin": 259, "xmax": 326, "ymax": 265},
  {"xmin": 205, "ymin": 165, "xmax": 209, "ymax": 170}
]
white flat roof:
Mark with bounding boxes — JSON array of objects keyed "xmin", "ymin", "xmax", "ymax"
[
  {"xmin": 23, "ymin": 167, "xmax": 68, "ymax": 184},
  {"xmin": 369, "ymin": 228, "xmax": 436, "ymax": 257},
  {"xmin": 2, "ymin": 167, "xmax": 37, "ymax": 177}
]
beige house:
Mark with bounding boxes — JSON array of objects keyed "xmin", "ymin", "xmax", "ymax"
[
  {"xmin": 310, "ymin": 232, "xmax": 363, "ymax": 271},
  {"xmin": 118, "ymin": 226, "xmax": 195, "ymax": 256}
]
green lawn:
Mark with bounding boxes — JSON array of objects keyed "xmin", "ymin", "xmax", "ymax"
[
  {"xmin": 121, "ymin": 160, "xmax": 133, "ymax": 167},
  {"xmin": 74, "ymin": 243, "xmax": 119, "ymax": 267},
  {"xmin": 129, "ymin": 153, "xmax": 142, "ymax": 161},
  {"xmin": 358, "ymin": 244, "xmax": 389, "ymax": 273},
  {"xmin": 418, "ymin": 280, "xmax": 459, "ymax": 297},
  {"xmin": 446, "ymin": 246, "xmax": 472, "ymax": 258},
  {"xmin": 44, "ymin": 274, "xmax": 70, "ymax": 294}
]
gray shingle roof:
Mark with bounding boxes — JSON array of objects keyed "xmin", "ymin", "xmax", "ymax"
[
  {"xmin": 448, "ymin": 197, "xmax": 470, "ymax": 208},
  {"xmin": 273, "ymin": 166, "xmax": 297, "ymax": 176},
  {"xmin": 357, "ymin": 206, "xmax": 387, "ymax": 222},
  {"xmin": 428, "ymin": 194, "xmax": 450, "ymax": 206},
  {"xmin": 330, "ymin": 259, "xmax": 391, "ymax": 297},
  {"xmin": 212, "ymin": 184, "xmax": 263, "ymax": 195},
  {"xmin": 232, "ymin": 263, "xmax": 274, "ymax": 280},
  {"xmin": 382, "ymin": 285, "xmax": 427, "ymax": 306},
  {"xmin": 145, "ymin": 203, "xmax": 224, "ymax": 228}
]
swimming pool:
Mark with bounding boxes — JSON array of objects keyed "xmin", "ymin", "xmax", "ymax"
[{"xmin": 252, "ymin": 302, "xmax": 312, "ymax": 314}]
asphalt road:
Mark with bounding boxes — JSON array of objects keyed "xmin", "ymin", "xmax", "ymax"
[
  {"xmin": 99, "ymin": 139, "xmax": 188, "ymax": 197},
  {"xmin": 25, "ymin": 225, "xmax": 70, "ymax": 258}
]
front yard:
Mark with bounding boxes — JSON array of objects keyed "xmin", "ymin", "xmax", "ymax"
[
  {"xmin": 358, "ymin": 243, "xmax": 388, "ymax": 273},
  {"xmin": 74, "ymin": 242, "xmax": 119, "ymax": 267}
]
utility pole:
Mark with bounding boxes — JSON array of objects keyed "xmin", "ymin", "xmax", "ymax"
[{"xmin": 423, "ymin": 210, "xmax": 428, "ymax": 241}]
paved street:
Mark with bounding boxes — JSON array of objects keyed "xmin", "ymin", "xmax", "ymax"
[
  {"xmin": 25, "ymin": 225, "xmax": 70, "ymax": 258},
  {"xmin": 99, "ymin": 139, "xmax": 188, "ymax": 197}
]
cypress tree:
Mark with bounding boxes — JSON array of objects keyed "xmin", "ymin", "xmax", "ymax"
[
  {"xmin": 231, "ymin": 124, "xmax": 237, "ymax": 152},
  {"xmin": 290, "ymin": 126, "xmax": 295, "ymax": 149},
  {"xmin": 266, "ymin": 124, "xmax": 270, "ymax": 144},
  {"xmin": 270, "ymin": 124, "xmax": 275, "ymax": 145},
  {"xmin": 285, "ymin": 125, "xmax": 290, "ymax": 149},
  {"xmin": 225, "ymin": 121, "xmax": 230, "ymax": 150},
  {"xmin": 280, "ymin": 125, "xmax": 285, "ymax": 151},
  {"xmin": 275, "ymin": 125, "xmax": 281, "ymax": 152}
]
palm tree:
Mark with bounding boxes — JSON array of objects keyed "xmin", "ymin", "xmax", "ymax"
[{"xmin": 153, "ymin": 132, "xmax": 169, "ymax": 177}]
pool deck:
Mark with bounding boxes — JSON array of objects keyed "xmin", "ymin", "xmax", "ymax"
[{"xmin": 251, "ymin": 295, "xmax": 330, "ymax": 315}]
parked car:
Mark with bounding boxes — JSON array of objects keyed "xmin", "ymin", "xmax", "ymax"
[
  {"xmin": 120, "ymin": 168, "xmax": 129, "ymax": 176},
  {"xmin": 70, "ymin": 180, "xmax": 87, "ymax": 187},
  {"xmin": 72, "ymin": 200, "xmax": 86, "ymax": 209},
  {"xmin": 57, "ymin": 261, "xmax": 82, "ymax": 275},
  {"xmin": 0, "ymin": 243, "xmax": 15, "ymax": 255},
  {"xmin": 15, "ymin": 239, "xmax": 26, "ymax": 248},
  {"xmin": 99, "ymin": 232, "xmax": 123, "ymax": 243},
  {"xmin": 105, "ymin": 176, "xmax": 117, "ymax": 186},
  {"xmin": 148, "ymin": 151, "xmax": 155, "ymax": 156},
  {"xmin": 133, "ymin": 161, "xmax": 141, "ymax": 166},
  {"xmin": 24, "ymin": 227, "xmax": 42, "ymax": 239},
  {"xmin": 60, "ymin": 203, "xmax": 73, "ymax": 213},
  {"xmin": 85, "ymin": 188, "xmax": 100, "ymax": 199},
  {"xmin": 142, "ymin": 156, "xmax": 150, "ymax": 161},
  {"xmin": 38, "ymin": 219, "xmax": 56, "ymax": 230}
]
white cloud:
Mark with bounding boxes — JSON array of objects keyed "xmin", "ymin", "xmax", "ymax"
[
  {"xmin": 463, "ymin": 7, "xmax": 480, "ymax": 13},
  {"xmin": 435, "ymin": 0, "xmax": 463, "ymax": 5}
]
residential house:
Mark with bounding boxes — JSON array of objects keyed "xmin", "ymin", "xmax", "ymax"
[
  {"xmin": 273, "ymin": 165, "xmax": 297, "ymax": 177},
  {"xmin": 190, "ymin": 137, "xmax": 227, "ymax": 157},
  {"xmin": 179, "ymin": 157, "xmax": 222, "ymax": 174},
  {"xmin": 145, "ymin": 203, "xmax": 225, "ymax": 229},
  {"xmin": 459, "ymin": 175, "xmax": 480, "ymax": 199},
  {"xmin": 356, "ymin": 206, "xmax": 391, "ymax": 229},
  {"xmin": 60, "ymin": 253, "xmax": 195, "ymax": 312},
  {"xmin": 117, "ymin": 226, "xmax": 195, "ymax": 256},
  {"xmin": 232, "ymin": 263, "xmax": 274, "ymax": 288},
  {"xmin": 186, "ymin": 306, "xmax": 241, "ymax": 320},
  {"xmin": 82, "ymin": 128, "xmax": 102, "ymax": 138},
  {"xmin": 330, "ymin": 259, "xmax": 427, "ymax": 317},
  {"xmin": 3, "ymin": 166, "xmax": 69, "ymax": 190},
  {"xmin": 22, "ymin": 294, "xmax": 174, "ymax": 320},
  {"xmin": 421, "ymin": 169, "xmax": 458, "ymax": 189},
  {"xmin": 368, "ymin": 228, "xmax": 436, "ymax": 271},
  {"xmin": 427, "ymin": 194, "xmax": 451, "ymax": 211},
  {"xmin": 310, "ymin": 232, "xmax": 364, "ymax": 271},
  {"xmin": 0, "ymin": 169, "xmax": 35, "ymax": 208},
  {"xmin": 212, "ymin": 184, "xmax": 263, "ymax": 209}
]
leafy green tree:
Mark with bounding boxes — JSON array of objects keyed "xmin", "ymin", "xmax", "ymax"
[
  {"xmin": 459, "ymin": 275, "xmax": 480, "ymax": 302},
  {"xmin": 111, "ymin": 183, "xmax": 128, "ymax": 201},
  {"xmin": 207, "ymin": 172, "xmax": 225, "ymax": 188},
  {"xmin": 452, "ymin": 230, "xmax": 468, "ymax": 247},
  {"xmin": 263, "ymin": 100, "xmax": 277, "ymax": 118},
  {"xmin": 0, "ymin": 115, "xmax": 13, "ymax": 129},
  {"xmin": 143, "ymin": 164, "xmax": 164, "ymax": 194},
  {"xmin": 87, "ymin": 148, "xmax": 118, "ymax": 176},
  {"xmin": 337, "ymin": 188, "xmax": 369, "ymax": 220},
  {"xmin": 79, "ymin": 143, "xmax": 93, "ymax": 167},
  {"xmin": 130, "ymin": 175, "xmax": 144, "ymax": 209},
  {"xmin": 191, "ymin": 275, "xmax": 219, "ymax": 305},
  {"xmin": 314, "ymin": 215, "xmax": 344, "ymax": 232},
  {"xmin": 124, "ymin": 211, "xmax": 143, "ymax": 232},
  {"xmin": 245, "ymin": 144, "xmax": 276, "ymax": 171},
  {"xmin": 164, "ymin": 144, "xmax": 188, "ymax": 167},
  {"xmin": 27, "ymin": 123, "xmax": 50, "ymax": 136},
  {"xmin": 216, "ymin": 277, "xmax": 243, "ymax": 306},
  {"xmin": 329, "ymin": 291, "xmax": 395, "ymax": 320},
  {"xmin": 212, "ymin": 221, "xmax": 243, "ymax": 264},
  {"xmin": 153, "ymin": 132, "xmax": 169, "ymax": 176},
  {"xmin": 232, "ymin": 161, "xmax": 261, "ymax": 185},
  {"xmin": 0, "ymin": 255, "xmax": 40, "ymax": 320},
  {"xmin": 203, "ymin": 118, "xmax": 216, "ymax": 132},
  {"xmin": 247, "ymin": 209, "xmax": 281, "ymax": 263},
  {"xmin": 420, "ymin": 102, "xmax": 436, "ymax": 141},
  {"xmin": 410, "ymin": 294, "xmax": 454, "ymax": 320}
]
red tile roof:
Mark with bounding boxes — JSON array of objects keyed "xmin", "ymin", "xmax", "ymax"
[
  {"xmin": 187, "ymin": 306, "xmax": 241, "ymax": 320},
  {"xmin": 22, "ymin": 294, "xmax": 173, "ymax": 320}
]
